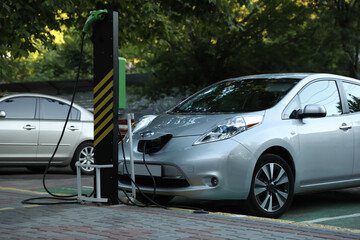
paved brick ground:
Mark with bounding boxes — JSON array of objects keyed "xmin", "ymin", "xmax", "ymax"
[{"xmin": 1, "ymin": 188, "xmax": 360, "ymax": 240}]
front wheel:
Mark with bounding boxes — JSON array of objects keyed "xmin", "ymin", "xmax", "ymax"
[
  {"xmin": 71, "ymin": 141, "xmax": 94, "ymax": 175},
  {"xmin": 247, "ymin": 154, "xmax": 294, "ymax": 218}
]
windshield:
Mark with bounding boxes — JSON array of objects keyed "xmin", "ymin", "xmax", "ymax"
[{"xmin": 173, "ymin": 78, "xmax": 300, "ymax": 113}]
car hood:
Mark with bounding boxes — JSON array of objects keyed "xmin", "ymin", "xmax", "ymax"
[{"xmin": 137, "ymin": 112, "xmax": 264, "ymax": 139}]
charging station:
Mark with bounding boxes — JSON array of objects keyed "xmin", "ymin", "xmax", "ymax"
[
  {"xmin": 92, "ymin": 11, "xmax": 119, "ymax": 205},
  {"xmin": 76, "ymin": 10, "xmax": 135, "ymax": 205}
]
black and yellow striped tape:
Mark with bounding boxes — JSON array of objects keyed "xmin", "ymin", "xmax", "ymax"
[{"xmin": 94, "ymin": 69, "xmax": 114, "ymax": 147}]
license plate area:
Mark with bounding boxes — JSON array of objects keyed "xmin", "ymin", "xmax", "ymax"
[{"xmin": 125, "ymin": 164, "xmax": 162, "ymax": 177}]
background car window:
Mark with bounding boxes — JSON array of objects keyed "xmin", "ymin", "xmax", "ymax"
[
  {"xmin": 40, "ymin": 98, "xmax": 80, "ymax": 120},
  {"xmin": 299, "ymin": 81, "xmax": 342, "ymax": 116},
  {"xmin": 342, "ymin": 82, "xmax": 360, "ymax": 113},
  {"xmin": 0, "ymin": 97, "xmax": 36, "ymax": 119}
]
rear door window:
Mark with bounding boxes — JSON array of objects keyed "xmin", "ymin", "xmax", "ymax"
[
  {"xmin": 0, "ymin": 97, "xmax": 36, "ymax": 119},
  {"xmin": 342, "ymin": 82, "xmax": 360, "ymax": 113},
  {"xmin": 39, "ymin": 98, "xmax": 80, "ymax": 120}
]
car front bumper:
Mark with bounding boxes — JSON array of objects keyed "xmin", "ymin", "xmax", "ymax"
[{"xmin": 118, "ymin": 135, "xmax": 255, "ymax": 200}]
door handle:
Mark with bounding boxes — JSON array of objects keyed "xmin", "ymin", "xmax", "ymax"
[
  {"xmin": 23, "ymin": 124, "xmax": 36, "ymax": 130},
  {"xmin": 68, "ymin": 126, "xmax": 79, "ymax": 131},
  {"xmin": 339, "ymin": 123, "xmax": 352, "ymax": 131}
]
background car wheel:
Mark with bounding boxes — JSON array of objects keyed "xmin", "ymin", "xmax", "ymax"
[
  {"xmin": 247, "ymin": 153, "xmax": 294, "ymax": 218},
  {"xmin": 71, "ymin": 141, "xmax": 94, "ymax": 175},
  {"xmin": 136, "ymin": 193, "xmax": 174, "ymax": 205}
]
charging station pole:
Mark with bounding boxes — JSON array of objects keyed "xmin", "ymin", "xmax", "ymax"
[{"xmin": 93, "ymin": 11, "xmax": 119, "ymax": 204}]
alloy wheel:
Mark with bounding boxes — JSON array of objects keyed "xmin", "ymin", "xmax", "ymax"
[
  {"xmin": 253, "ymin": 162, "xmax": 290, "ymax": 213},
  {"xmin": 78, "ymin": 146, "xmax": 94, "ymax": 173}
]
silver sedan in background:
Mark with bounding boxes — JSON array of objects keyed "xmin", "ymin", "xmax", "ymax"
[
  {"xmin": 0, "ymin": 93, "xmax": 94, "ymax": 174},
  {"xmin": 118, "ymin": 73, "xmax": 360, "ymax": 218}
]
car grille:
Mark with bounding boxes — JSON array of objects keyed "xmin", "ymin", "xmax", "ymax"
[{"xmin": 138, "ymin": 134, "xmax": 172, "ymax": 154}]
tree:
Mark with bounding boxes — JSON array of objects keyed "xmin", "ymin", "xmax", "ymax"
[
  {"xmin": 0, "ymin": 0, "xmax": 175, "ymax": 83},
  {"xmin": 0, "ymin": 1, "xmax": 77, "ymax": 83},
  {"xmin": 140, "ymin": 0, "xmax": 325, "ymax": 97},
  {"xmin": 139, "ymin": 0, "xmax": 360, "ymax": 98},
  {"xmin": 0, "ymin": 1, "xmax": 72, "ymax": 58},
  {"xmin": 331, "ymin": 0, "xmax": 360, "ymax": 78},
  {"xmin": 1, "ymin": 0, "xmax": 359, "ymax": 95}
]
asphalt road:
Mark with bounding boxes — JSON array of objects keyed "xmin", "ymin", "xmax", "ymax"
[{"xmin": 1, "ymin": 167, "xmax": 359, "ymax": 231}]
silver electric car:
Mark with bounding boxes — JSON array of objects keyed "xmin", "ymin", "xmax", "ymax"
[
  {"xmin": 0, "ymin": 93, "xmax": 94, "ymax": 174},
  {"xmin": 118, "ymin": 73, "xmax": 360, "ymax": 218}
]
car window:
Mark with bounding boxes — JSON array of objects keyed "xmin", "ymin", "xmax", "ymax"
[
  {"xmin": 299, "ymin": 80, "xmax": 342, "ymax": 116},
  {"xmin": 40, "ymin": 98, "xmax": 81, "ymax": 120},
  {"xmin": 282, "ymin": 95, "xmax": 301, "ymax": 119},
  {"xmin": 173, "ymin": 78, "xmax": 300, "ymax": 113},
  {"xmin": 342, "ymin": 82, "xmax": 360, "ymax": 113},
  {"xmin": 0, "ymin": 97, "xmax": 36, "ymax": 119}
]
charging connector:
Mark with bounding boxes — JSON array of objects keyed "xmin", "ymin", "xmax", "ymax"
[{"xmin": 82, "ymin": 10, "xmax": 108, "ymax": 34}]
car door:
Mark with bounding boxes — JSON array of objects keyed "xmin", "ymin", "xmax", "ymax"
[
  {"xmin": 37, "ymin": 97, "xmax": 82, "ymax": 162},
  {"xmin": 342, "ymin": 81, "xmax": 360, "ymax": 177},
  {"xmin": 296, "ymin": 80, "xmax": 354, "ymax": 186},
  {"xmin": 0, "ymin": 96, "xmax": 39, "ymax": 161}
]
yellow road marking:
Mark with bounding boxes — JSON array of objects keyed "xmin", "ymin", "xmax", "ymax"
[
  {"xmin": 225, "ymin": 212, "xmax": 360, "ymax": 234},
  {"xmin": 0, "ymin": 207, "xmax": 14, "ymax": 211},
  {"xmin": 167, "ymin": 207, "xmax": 196, "ymax": 213},
  {"xmin": 2, "ymin": 186, "xmax": 358, "ymax": 233},
  {"xmin": 0, "ymin": 186, "xmax": 75, "ymax": 197},
  {"xmin": 0, "ymin": 186, "xmax": 45, "ymax": 194},
  {"xmin": 167, "ymin": 206, "xmax": 360, "ymax": 234}
]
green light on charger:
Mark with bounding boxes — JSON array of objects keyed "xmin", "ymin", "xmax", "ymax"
[{"xmin": 119, "ymin": 57, "xmax": 126, "ymax": 110}]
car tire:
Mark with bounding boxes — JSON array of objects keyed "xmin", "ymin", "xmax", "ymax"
[
  {"xmin": 71, "ymin": 141, "xmax": 94, "ymax": 175},
  {"xmin": 247, "ymin": 153, "xmax": 294, "ymax": 218},
  {"xmin": 136, "ymin": 193, "xmax": 174, "ymax": 205}
]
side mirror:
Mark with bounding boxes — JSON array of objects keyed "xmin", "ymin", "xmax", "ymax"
[
  {"xmin": 0, "ymin": 110, "xmax": 5, "ymax": 118},
  {"xmin": 290, "ymin": 104, "xmax": 326, "ymax": 119}
]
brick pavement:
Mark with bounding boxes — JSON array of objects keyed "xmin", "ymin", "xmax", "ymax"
[{"xmin": 1, "ymin": 188, "xmax": 360, "ymax": 240}]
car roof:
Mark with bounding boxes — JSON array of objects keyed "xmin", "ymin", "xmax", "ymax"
[
  {"xmin": 0, "ymin": 92, "xmax": 70, "ymax": 102},
  {"xmin": 225, "ymin": 73, "xmax": 360, "ymax": 85},
  {"xmin": 228, "ymin": 73, "xmax": 312, "ymax": 81},
  {"xmin": 0, "ymin": 93, "xmax": 84, "ymax": 111}
]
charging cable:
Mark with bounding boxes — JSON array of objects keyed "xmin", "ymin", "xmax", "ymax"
[
  {"xmin": 118, "ymin": 133, "xmax": 208, "ymax": 213},
  {"xmin": 118, "ymin": 130, "xmax": 167, "ymax": 209},
  {"xmin": 22, "ymin": 10, "xmax": 107, "ymax": 205},
  {"xmin": 142, "ymin": 141, "xmax": 157, "ymax": 206}
]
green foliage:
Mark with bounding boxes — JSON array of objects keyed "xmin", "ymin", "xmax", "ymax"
[
  {"xmin": 28, "ymin": 28, "xmax": 93, "ymax": 82},
  {"xmin": 348, "ymin": 95, "xmax": 360, "ymax": 113},
  {"xmin": 1, "ymin": 0, "xmax": 360, "ymax": 98},
  {"xmin": 2, "ymin": 28, "xmax": 93, "ymax": 82},
  {"xmin": 140, "ymin": 0, "xmax": 360, "ymax": 98},
  {"xmin": 0, "ymin": 0, "xmax": 78, "ymax": 82},
  {"xmin": 0, "ymin": 0, "xmax": 74, "ymax": 58}
]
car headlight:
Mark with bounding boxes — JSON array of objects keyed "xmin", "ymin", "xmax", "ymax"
[
  {"xmin": 193, "ymin": 115, "xmax": 263, "ymax": 145},
  {"xmin": 132, "ymin": 115, "xmax": 157, "ymax": 134}
]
